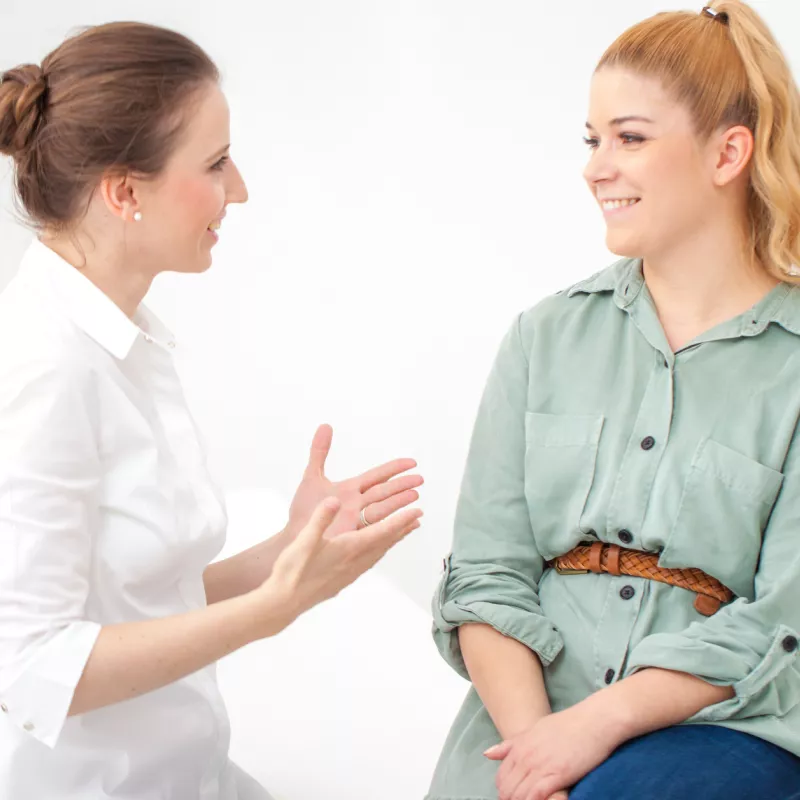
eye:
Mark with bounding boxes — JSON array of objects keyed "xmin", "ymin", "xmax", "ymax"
[
  {"xmin": 583, "ymin": 136, "xmax": 599, "ymax": 149},
  {"xmin": 620, "ymin": 133, "xmax": 645, "ymax": 145},
  {"xmin": 210, "ymin": 155, "xmax": 229, "ymax": 171}
]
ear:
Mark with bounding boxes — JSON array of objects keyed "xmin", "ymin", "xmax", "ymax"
[
  {"xmin": 710, "ymin": 124, "xmax": 754, "ymax": 187},
  {"xmin": 98, "ymin": 172, "xmax": 141, "ymax": 223}
]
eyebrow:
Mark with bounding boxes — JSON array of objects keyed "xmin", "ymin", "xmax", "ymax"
[
  {"xmin": 585, "ymin": 116, "xmax": 656, "ymax": 129},
  {"xmin": 208, "ymin": 144, "xmax": 231, "ymax": 161}
]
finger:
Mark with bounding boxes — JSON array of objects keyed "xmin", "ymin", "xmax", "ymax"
[
  {"xmin": 384, "ymin": 508, "xmax": 423, "ymax": 547},
  {"xmin": 497, "ymin": 755, "xmax": 528, "ymax": 800},
  {"xmin": 292, "ymin": 496, "xmax": 341, "ymax": 555},
  {"xmin": 362, "ymin": 489, "xmax": 420, "ymax": 526},
  {"xmin": 356, "ymin": 458, "xmax": 418, "ymax": 492},
  {"xmin": 364, "ymin": 510, "xmax": 423, "ymax": 556},
  {"xmin": 339, "ymin": 507, "xmax": 423, "ymax": 543},
  {"xmin": 397, "ymin": 519, "xmax": 422, "ymax": 540},
  {"xmin": 484, "ymin": 741, "xmax": 512, "ymax": 760},
  {"xmin": 338, "ymin": 517, "xmax": 422, "ymax": 586},
  {"xmin": 529, "ymin": 778, "xmax": 567, "ymax": 800},
  {"xmin": 357, "ymin": 519, "xmax": 422, "ymax": 573},
  {"xmin": 509, "ymin": 771, "xmax": 539, "ymax": 800},
  {"xmin": 304, "ymin": 424, "xmax": 333, "ymax": 477},
  {"xmin": 361, "ymin": 473, "xmax": 424, "ymax": 506},
  {"xmin": 342, "ymin": 508, "xmax": 423, "ymax": 560}
]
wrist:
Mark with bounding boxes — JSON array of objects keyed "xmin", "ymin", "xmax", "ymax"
[
  {"xmin": 500, "ymin": 709, "xmax": 551, "ymax": 740},
  {"xmin": 241, "ymin": 581, "xmax": 298, "ymax": 641},
  {"xmin": 579, "ymin": 682, "xmax": 640, "ymax": 746}
]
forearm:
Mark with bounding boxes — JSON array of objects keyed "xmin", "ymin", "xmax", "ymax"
[
  {"xmin": 459, "ymin": 623, "xmax": 552, "ymax": 739},
  {"xmin": 584, "ymin": 667, "xmax": 735, "ymax": 744},
  {"xmin": 69, "ymin": 590, "xmax": 279, "ymax": 717},
  {"xmin": 204, "ymin": 528, "xmax": 291, "ymax": 604}
]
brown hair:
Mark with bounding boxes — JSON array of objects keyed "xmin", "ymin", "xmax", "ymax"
[
  {"xmin": 596, "ymin": 1, "xmax": 800, "ymax": 282},
  {"xmin": 0, "ymin": 22, "xmax": 219, "ymax": 232}
]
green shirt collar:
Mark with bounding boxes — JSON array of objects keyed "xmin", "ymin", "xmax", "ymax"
[{"xmin": 567, "ymin": 257, "xmax": 800, "ymax": 339}]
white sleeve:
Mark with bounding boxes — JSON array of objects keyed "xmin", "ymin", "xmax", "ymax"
[{"xmin": 0, "ymin": 358, "xmax": 102, "ymax": 748}]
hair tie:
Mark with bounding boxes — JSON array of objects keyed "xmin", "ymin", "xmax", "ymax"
[{"xmin": 701, "ymin": 6, "xmax": 730, "ymax": 25}]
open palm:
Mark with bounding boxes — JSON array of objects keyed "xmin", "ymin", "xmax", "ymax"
[{"xmin": 285, "ymin": 424, "xmax": 423, "ymax": 539}]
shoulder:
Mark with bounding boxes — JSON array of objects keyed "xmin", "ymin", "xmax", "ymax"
[
  {"xmin": 0, "ymin": 279, "xmax": 98, "ymax": 411},
  {"xmin": 0, "ymin": 270, "xmax": 91, "ymax": 372},
  {"xmin": 515, "ymin": 256, "xmax": 637, "ymax": 346}
]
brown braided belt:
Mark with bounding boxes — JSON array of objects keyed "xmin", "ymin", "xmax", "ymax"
[{"xmin": 549, "ymin": 542, "xmax": 734, "ymax": 616}]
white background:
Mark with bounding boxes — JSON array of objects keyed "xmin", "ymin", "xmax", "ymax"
[{"xmin": 2, "ymin": 2, "xmax": 799, "ymax": 797}]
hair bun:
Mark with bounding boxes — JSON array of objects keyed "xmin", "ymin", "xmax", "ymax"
[{"xmin": 0, "ymin": 64, "xmax": 48, "ymax": 158}]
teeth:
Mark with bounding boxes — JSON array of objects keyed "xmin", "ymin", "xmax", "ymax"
[
  {"xmin": 602, "ymin": 198, "xmax": 640, "ymax": 210},
  {"xmin": 208, "ymin": 220, "xmax": 221, "ymax": 231}
]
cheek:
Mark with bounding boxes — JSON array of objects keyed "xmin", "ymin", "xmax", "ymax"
[
  {"xmin": 646, "ymin": 147, "xmax": 709, "ymax": 218},
  {"xmin": 164, "ymin": 176, "xmax": 223, "ymax": 231},
  {"xmin": 653, "ymin": 174, "xmax": 709, "ymax": 236}
]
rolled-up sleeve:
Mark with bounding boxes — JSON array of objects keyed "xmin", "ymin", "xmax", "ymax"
[
  {"xmin": 432, "ymin": 314, "xmax": 564, "ymax": 680},
  {"xmin": 626, "ymin": 435, "xmax": 800, "ymax": 724},
  {"xmin": 0, "ymin": 359, "xmax": 102, "ymax": 747}
]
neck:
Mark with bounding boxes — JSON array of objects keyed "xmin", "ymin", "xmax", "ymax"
[
  {"xmin": 42, "ymin": 233, "xmax": 155, "ymax": 319},
  {"xmin": 641, "ymin": 217, "xmax": 779, "ymax": 349}
]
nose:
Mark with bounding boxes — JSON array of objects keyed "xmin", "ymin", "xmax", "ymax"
[
  {"xmin": 226, "ymin": 159, "xmax": 249, "ymax": 205},
  {"xmin": 583, "ymin": 140, "xmax": 619, "ymax": 188}
]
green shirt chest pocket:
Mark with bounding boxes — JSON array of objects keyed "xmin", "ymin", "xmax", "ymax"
[
  {"xmin": 523, "ymin": 412, "xmax": 604, "ymax": 556},
  {"xmin": 661, "ymin": 438, "xmax": 784, "ymax": 599}
]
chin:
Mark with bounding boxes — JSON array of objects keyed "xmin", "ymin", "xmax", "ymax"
[
  {"xmin": 171, "ymin": 254, "xmax": 214, "ymax": 275},
  {"xmin": 193, "ymin": 246, "xmax": 214, "ymax": 273},
  {"xmin": 605, "ymin": 231, "xmax": 643, "ymax": 259},
  {"xmin": 198, "ymin": 254, "xmax": 214, "ymax": 272}
]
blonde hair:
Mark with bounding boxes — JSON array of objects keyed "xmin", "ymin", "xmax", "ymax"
[{"xmin": 597, "ymin": 1, "xmax": 800, "ymax": 282}]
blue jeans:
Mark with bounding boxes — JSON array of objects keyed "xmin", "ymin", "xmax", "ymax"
[{"xmin": 570, "ymin": 725, "xmax": 800, "ymax": 799}]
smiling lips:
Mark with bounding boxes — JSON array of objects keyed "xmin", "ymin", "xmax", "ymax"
[{"xmin": 600, "ymin": 197, "xmax": 640, "ymax": 212}]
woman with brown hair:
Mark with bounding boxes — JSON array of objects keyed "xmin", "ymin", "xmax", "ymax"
[
  {"xmin": 428, "ymin": 3, "xmax": 800, "ymax": 799},
  {"xmin": 0, "ymin": 21, "xmax": 423, "ymax": 799}
]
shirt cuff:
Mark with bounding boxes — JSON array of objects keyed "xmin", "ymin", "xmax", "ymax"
[
  {"xmin": 0, "ymin": 620, "xmax": 102, "ymax": 748},
  {"xmin": 433, "ymin": 595, "xmax": 564, "ymax": 680},
  {"xmin": 626, "ymin": 624, "xmax": 800, "ymax": 723}
]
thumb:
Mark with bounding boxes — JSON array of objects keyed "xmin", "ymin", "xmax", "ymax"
[
  {"xmin": 305, "ymin": 424, "xmax": 333, "ymax": 476},
  {"xmin": 483, "ymin": 741, "xmax": 512, "ymax": 760}
]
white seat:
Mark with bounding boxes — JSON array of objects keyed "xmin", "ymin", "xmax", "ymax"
[{"xmin": 216, "ymin": 489, "xmax": 467, "ymax": 800}]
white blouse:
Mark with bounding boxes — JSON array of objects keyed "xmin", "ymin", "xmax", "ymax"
[{"xmin": 0, "ymin": 239, "xmax": 267, "ymax": 799}]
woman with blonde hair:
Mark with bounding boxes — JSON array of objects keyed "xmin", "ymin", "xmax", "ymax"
[
  {"xmin": 0, "ymin": 21, "xmax": 423, "ymax": 799},
  {"xmin": 428, "ymin": 3, "xmax": 800, "ymax": 799}
]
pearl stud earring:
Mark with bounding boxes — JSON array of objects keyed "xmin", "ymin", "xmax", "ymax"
[{"xmin": 133, "ymin": 211, "xmax": 142, "ymax": 222}]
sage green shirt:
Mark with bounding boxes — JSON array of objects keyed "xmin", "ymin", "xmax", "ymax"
[{"xmin": 427, "ymin": 257, "xmax": 800, "ymax": 800}]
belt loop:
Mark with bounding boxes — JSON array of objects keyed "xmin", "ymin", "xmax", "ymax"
[
  {"xmin": 606, "ymin": 544, "xmax": 622, "ymax": 576},
  {"xmin": 588, "ymin": 542, "xmax": 604, "ymax": 573}
]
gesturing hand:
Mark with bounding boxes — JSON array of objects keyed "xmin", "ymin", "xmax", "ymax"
[
  {"xmin": 254, "ymin": 497, "xmax": 423, "ymax": 632},
  {"xmin": 285, "ymin": 424, "xmax": 423, "ymax": 539}
]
